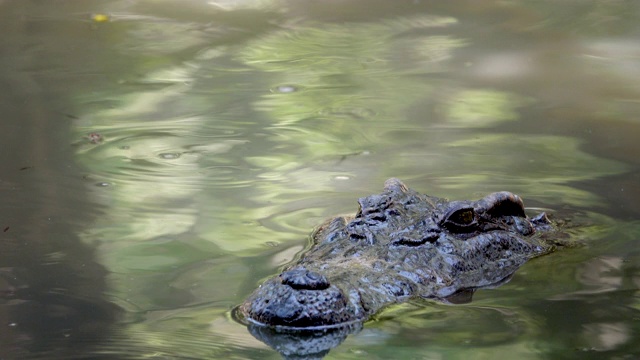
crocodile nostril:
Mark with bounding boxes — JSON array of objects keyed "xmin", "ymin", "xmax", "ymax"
[{"xmin": 280, "ymin": 269, "xmax": 330, "ymax": 290}]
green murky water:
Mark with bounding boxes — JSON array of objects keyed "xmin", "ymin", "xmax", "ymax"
[{"xmin": 1, "ymin": 1, "xmax": 640, "ymax": 359}]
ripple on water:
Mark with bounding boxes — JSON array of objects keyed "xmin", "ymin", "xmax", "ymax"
[
  {"xmin": 271, "ymin": 84, "xmax": 301, "ymax": 93},
  {"xmin": 333, "ymin": 175, "xmax": 353, "ymax": 181},
  {"xmin": 80, "ymin": 312, "xmax": 266, "ymax": 359},
  {"xmin": 354, "ymin": 300, "xmax": 538, "ymax": 353},
  {"xmin": 318, "ymin": 106, "xmax": 377, "ymax": 120},
  {"xmin": 157, "ymin": 152, "xmax": 181, "ymax": 160}
]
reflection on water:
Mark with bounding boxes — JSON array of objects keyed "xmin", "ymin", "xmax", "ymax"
[
  {"xmin": 2, "ymin": 0, "xmax": 640, "ymax": 359},
  {"xmin": 245, "ymin": 321, "xmax": 362, "ymax": 359}
]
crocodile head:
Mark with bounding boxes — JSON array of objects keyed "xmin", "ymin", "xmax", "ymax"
[{"xmin": 240, "ymin": 178, "xmax": 554, "ymax": 330}]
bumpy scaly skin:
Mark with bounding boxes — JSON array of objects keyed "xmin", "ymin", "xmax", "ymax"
[{"xmin": 240, "ymin": 178, "xmax": 554, "ymax": 329}]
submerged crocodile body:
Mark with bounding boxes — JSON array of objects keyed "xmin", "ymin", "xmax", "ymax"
[{"xmin": 240, "ymin": 178, "xmax": 555, "ymax": 330}]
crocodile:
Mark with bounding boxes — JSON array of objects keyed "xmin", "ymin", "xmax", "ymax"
[{"xmin": 239, "ymin": 178, "xmax": 555, "ymax": 331}]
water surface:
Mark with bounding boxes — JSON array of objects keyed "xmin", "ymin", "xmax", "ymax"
[{"xmin": 1, "ymin": 0, "xmax": 640, "ymax": 359}]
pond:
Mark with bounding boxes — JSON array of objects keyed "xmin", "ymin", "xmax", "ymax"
[{"xmin": 1, "ymin": 0, "xmax": 640, "ymax": 359}]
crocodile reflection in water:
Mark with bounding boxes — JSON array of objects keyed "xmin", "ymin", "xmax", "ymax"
[{"xmin": 238, "ymin": 178, "xmax": 557, "ymax": 354}]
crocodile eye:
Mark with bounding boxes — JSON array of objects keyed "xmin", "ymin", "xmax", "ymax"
[
  {"xmin": 441, "ymin": 207, "xmax": 477, "ymax": 232},
  {"xmin": 448, "ymin": 208, "xmax": 475, "ymax": 225}
]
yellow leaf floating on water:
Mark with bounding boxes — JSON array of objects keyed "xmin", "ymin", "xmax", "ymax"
[{"xmin": 91, "ymin": 13, "xmax": 110, "ymax": 23}]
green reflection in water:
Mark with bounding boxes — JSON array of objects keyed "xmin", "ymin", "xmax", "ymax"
[
  {"xmin": 240, "ymin": 16, "xmax": 460, "ymax": 71},
  {"xmin": 69, "ymin": 8, "xmax": 635, "ymax": 359},
  {"xmin": 338, "ymin": 301, "xmax": 543, "ymax": 359},
  {"xmin": 433, "ymin": 134, "xmax": 627, "ymax": 206},
  {"xmin": 239, "ymin": 15, "xmax": 466, "ymax": 156},
  {"xmin": 445, "ymin": 90, "xmax": 534, "ymax": 127}
]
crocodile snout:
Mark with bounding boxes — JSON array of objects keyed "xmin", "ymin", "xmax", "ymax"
[{"xmin": 240, "ymin": 268, "xmax": 359, "ymax": 329}]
